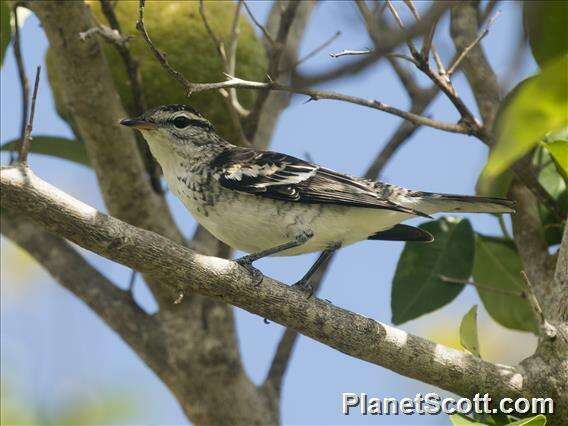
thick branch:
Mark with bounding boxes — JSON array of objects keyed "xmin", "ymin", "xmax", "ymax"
[{"xmin": 1, "ymin": 165, "xmax": 525, "ymax": 403}]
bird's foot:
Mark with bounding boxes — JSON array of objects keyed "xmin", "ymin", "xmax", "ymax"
[
  {"xmin": 235, "ymin": 256, "xmax": 264, "ymax": 287},
  {"xmin": 292, "ymin": 279, "xmax": 314, "ymax": 299}
]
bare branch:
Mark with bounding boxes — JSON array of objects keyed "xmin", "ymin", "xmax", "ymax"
[
  {"xmin": 18, "ymin": 66, "xmax": 41, "ymax": 164},
  {"xmin": 288, "ymin": 30, "xmax": 341, "ymax": 67},
  {"xmin": 1, "ymin": 165, "xmax": 526, "ymax": 404},
  {"xmin": 330, "ymin": 48, "xmax": 372, "ymax": 58},
  {"xmin": 295, "ymin": 1, "xmax": 450, "ymax": 87},
  {"xmin": 12, "ymin": 4, "xmax": 29, "ymax": 164},
  {"xmin": 447, "ymin": 10, "xmax": 501, "ymax": 77},
  {"xmin": 136, "ymin": 0, "xmax": 192, "ymax": 95},
  {"xmin": 161, "ymin": 75, "xmax": 471, "ymax": 135},
  {"xmin": 198, "ymin": 0, "xmax": 249, "ymax": 145},
  {"xmin": 243, "ymin": 0, "xmax": 275, "ymax": 48},
  {"xmin": 450, "ymin": 2, "xmax": 500, "ymax": 133},
  {"xmin": 79, "ymin": 25, "xmax": 133, "ymax": 46},
  {"xmin": 521, "ymin": 271, "xmax": 557, "ymax": 340}
]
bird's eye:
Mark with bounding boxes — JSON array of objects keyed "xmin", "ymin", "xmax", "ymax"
[{"xmin": 173, "ymin": 116, "xmax": 191, "ymax": 129}]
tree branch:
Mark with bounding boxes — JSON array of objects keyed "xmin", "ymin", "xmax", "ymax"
[
  {"xmin": 18, "ymin": 65, "xmax": 41, "ymax": 164},
  {"xmin": 12, "ymin": 3, "xmax": 29, "ymax": 163},
  {"xmin": 1, "ymin": 165, "xmax": 526, "ymax": 404}
]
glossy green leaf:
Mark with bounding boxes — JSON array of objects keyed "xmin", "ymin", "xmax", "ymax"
[
  {"xmin": 391, "ymin": 217, "xmax": 474, "ymax": 325},
  {"xmin": 460, "ymin": 305, "xmax": 480, "ymax": 357},
  {"xmin": 524, "ymin": 1, "xmax": 568, "ymax": 67},
  {"xmin": 1, "ymin": 136, "xmax": 90, "ymax": 166},
  {"xmin": 0, "ymin": 1, "xmax": 10, "ymax": 66},
  {"xmin": 541, "ymin": 139, "xmax": 568, "ymax": 181},
  {"xmin": 473, "ymin": 235, "xmax": 538, "ymax": 333},
  {"xmin": 449, "ymin": 413, "xmax": 486, "ymax": 426},
  {"xmin": 507, "ymin": 415, "xmax": 547, "ymax": 426},
  {"xmin": 481, "ymin": 56, "xmax": 568, "ymax": 184}
]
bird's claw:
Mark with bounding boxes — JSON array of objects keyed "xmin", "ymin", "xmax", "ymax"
[
  {"xmin": 235, "ymin": 257, "xmax": 264, "ymax": 287},
  {"xmin": 292, "ymin": 279, "xmax": 314, "ymax": 298}
]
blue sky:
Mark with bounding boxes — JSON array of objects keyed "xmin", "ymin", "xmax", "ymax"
[{"xmin": 1, "ymin": 1, "xmax": 539, "ymax": 425}]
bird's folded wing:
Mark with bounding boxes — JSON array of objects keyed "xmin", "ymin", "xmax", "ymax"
[{"xmin": 211, "ymin": 148, "xmax": 428, "ymax": 217}]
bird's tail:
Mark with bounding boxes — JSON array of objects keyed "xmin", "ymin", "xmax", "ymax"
[{"xmin": 411, "ymin": 191, "xmax": 516, "ymax": 214}]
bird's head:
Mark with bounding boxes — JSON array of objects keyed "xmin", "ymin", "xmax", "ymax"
[{"xmin": 120, "ymin": 104, "xmax": 222, "ymax": 154}]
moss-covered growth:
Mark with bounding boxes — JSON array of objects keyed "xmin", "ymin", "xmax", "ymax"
[{"xmin": 46, "ymin": 1, "xmax": 266, "ymax": 142}]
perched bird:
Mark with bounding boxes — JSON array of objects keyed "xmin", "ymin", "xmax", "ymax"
[{"xmin": 120, "ymin": 104, "xmax": 515, "ymax": 294}]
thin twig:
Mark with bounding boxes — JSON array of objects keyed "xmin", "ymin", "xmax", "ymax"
[
  {"xmin": 79, "ymin": 25, "xmax": 133, "ymax": 46},
  {"xmin": 18, "ymin": 66, "xmax": 41, "ymax": 164},
  {"xmin": 330, "ymin": 48, "xmax": 373, "ymax": 58},
  {"xmin": 198, "ymin": 0, "xmax": 226, "ymax": 61},
  {"xmin": 12, "ymin": 4, "xmax": 29, "ymax": 164},
  {"xmin": 242, "ymin": 0, "xmax": 275, "ymax": 48},
  {"xmin": 520, "ymin": 271, "xmax": 557, "ymax": 340},
  {"xmin": 447, "ymin": 11, "xmax": 501, "ymax": 76},
  {"xmin": 287, "ymin": 30, "xmax": 341, "ymax": 68},
  {"xmin": 198, "ymin": 0, "xmax": 249, "ymax": 144},
  {"xmin": 497, "ymin": 215, "xmax": 513, "ymax": 240},
  {"xmin": 136, "ymin": 0, "xmax": 192, "ymax": 95},
  {"xmin": 135, "ymin": 12, "xmax": 472, "ymax": 138},
  {"xmin": 440, "ymin": 275, "xmax": 526, "ymax": 298},
  {"xmin": 386, "ymin": 0, "xmax": 419, "ymax": 56}
]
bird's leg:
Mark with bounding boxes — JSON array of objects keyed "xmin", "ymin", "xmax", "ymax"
[
  {"xmin": 235, "ymin": 230, "xmax": 314, "ymax": 286},
  {"xmin": 292, "ymin": 242, "xmax": 341, "ymax": 298}
]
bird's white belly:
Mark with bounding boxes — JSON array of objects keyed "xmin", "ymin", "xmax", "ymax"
[{"xmin": 179, "ymin": 186, "xmax": 411, "ymax": 256}]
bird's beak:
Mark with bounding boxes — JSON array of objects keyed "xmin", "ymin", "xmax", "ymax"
[{"xmin": 119, "ymin": 117, "xmax": 158, "ymax": 130}]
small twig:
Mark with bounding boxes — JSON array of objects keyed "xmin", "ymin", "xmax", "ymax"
[
  {"xmin": 242, "ymin": 0, "xmax": 275, "ymax": 48},
  {"xmin": 18, "ymin": 66, "xmax": 41, "ymax": 164},
  {"xmin": 199, "ymin": 0, "xmax": 250, "ymax": 144},
  {"xmin": 330, "ymin": 48, "xmax": 373, "ymax": 58},
  {"xmin": 286, "ymin": 30, "xmax": 341, "ymax": 68},
  {"xmin": 386, "ymin": 0, "xmax": 419, "ymax": 56},
  {"xmin": 497, "ymin": 215, "xmax": 513, "ymax": 240},
  {"xmin": 12, "ymin": 4, "xmax": 29, "ymax": 164},
  {"xmin": 136, "ymin": 0, "xmax": 192, "ymax": 95},
  {"xmin": 228, "ymin": 0, "xmax": 243, "ymax": 77},
  {"xmin": 447, "ymin": 10, "xmax": 501, "ymax": 76},
  {"xmin": 520, "ymin": 271, "xmax": 557, "ymax": 340},
  {"xmin": 79, "ymin": 25, "xmax": 133, "ymax": 46},
  {"xmin": 440, "ymin": 275, "xmax": 526, "ymax": 298},
  {"xmin": 386, "ymin": 52, "xmax": 419, "ymax": 66},
  {"xmin": 198, "ymin": 0, "xmax": 226, "ymax": 61}
]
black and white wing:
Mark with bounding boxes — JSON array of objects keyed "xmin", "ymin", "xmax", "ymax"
[{"xmin": 211, "ymin": 148, "xmax": 429, "ymax": 217}]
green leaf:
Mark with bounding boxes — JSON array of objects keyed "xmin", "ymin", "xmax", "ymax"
[
  {"xmin": 507, "ymin": 415, "xmax": 547, "ymax": 426},
  {"xmin": 0, "ymin": 1, "xmax": 10, "ymax": 66},
  {"xmin": 524, "ymin": 1, "xmax": 568, "ymax": 67},
  {"xmin": 1, "ymin": 136, "xmax": 90, "ymax": 166},
  {"xmin": 541, "ymin": 139, "xmax": 568, "ymax": 181},
  {"xmin": 460, "ymin": 305, "xmax": 481, "ymax": 357},
  {"xmin": 449, "ymin": 413, "xmax": 486, "ymax": 425},
  {"xmin": 391, "ymin": 217, "xmax": 474, "ymax": 325},
  {"xmin": 481, "ymin": 56, "xmax": 568, "ymax": 185},
  {"xmin": 473, "ymin": 235, "xmax": 538, "ymax": 333}
]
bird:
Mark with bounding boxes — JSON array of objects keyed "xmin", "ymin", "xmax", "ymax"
[{"xmin": 120, "ymin": 104, "xmax": 515, "ymax": 295}]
